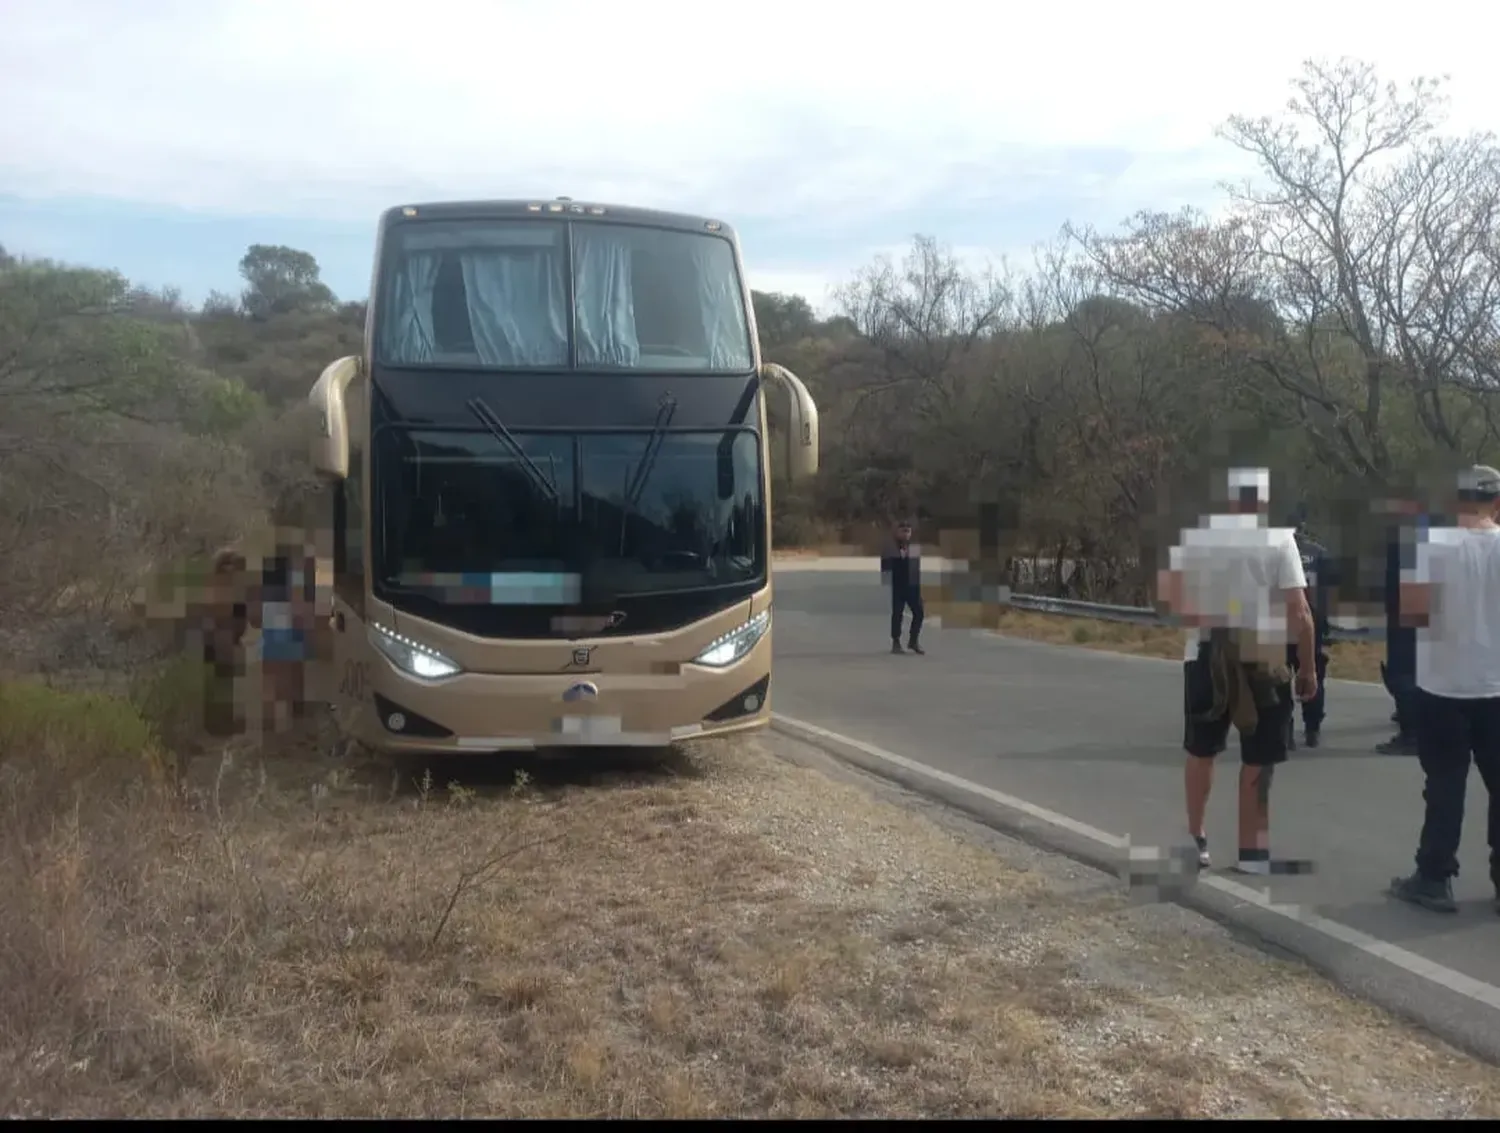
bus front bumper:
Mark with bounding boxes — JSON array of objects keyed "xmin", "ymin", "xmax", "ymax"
[{"xmin": 351, "ymin": 664, "xmax": 772, "ymax": 754}]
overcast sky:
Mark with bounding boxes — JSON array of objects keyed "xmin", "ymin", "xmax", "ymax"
[{"xmin": 1, "ymin": 0, "xmax": 1494, "ymax": 311}]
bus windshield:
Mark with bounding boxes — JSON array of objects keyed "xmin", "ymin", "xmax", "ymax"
[
  {"xmin": 377, "ymin": 219, "xmax": 755, "ymax": 373},
  {"xmin": 372, "ymin": 427, "xmax": 765, "ymax": 602}
]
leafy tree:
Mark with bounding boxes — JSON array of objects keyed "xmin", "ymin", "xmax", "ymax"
[
  {"xmin": 753, "ymin": 291, "xmax": 818, "ymax": 351},
  {"xmin": 238, "ymin": 244, "xmax": 336, "ymax": 321}
]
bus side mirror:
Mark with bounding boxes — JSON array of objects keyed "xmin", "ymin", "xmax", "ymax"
[
  {"xmin": 309, "ymin": 355, "xmax": 361, "ymax": 479},
  {"xmin": 758, "ymin": 362, "xmax": 819, "ymax": 482}
]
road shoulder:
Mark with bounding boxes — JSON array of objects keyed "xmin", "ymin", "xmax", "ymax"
[{"xmin": 752, "ymin": 729, "xmax": 1498, "ymax": 1116}]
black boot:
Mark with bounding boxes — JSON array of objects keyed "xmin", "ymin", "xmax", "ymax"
[
  {"xmin": 1303, "ymin": 727, "xmax": 1320, "ymax": 749},
  {"xmin": 1388, "ymin": 871, "xmax": 1457, "ymax": 913},
  {"xmin": 1376, "ymin": 733, "xmax": 1419, "ymax": 756},
  {"xmin": 906, "ymin": 637, "xmax": 925, "ymax": 655},
  {"xmin": 891, "ymin": 639, "xmax": 904, "ymax": 654}
]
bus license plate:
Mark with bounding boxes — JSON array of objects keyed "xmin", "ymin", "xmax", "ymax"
[{"xmin": 555, "ymin": 716, "xmax": 622, "ymax": 740}]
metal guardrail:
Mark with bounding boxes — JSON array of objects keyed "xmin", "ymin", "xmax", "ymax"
[
  {"xmin": 1004, "ymin": 591, "xmax": 1383, "ymax": 642},
  {"xmin": 771, "ymin": 560, "xmax": 1385, "ymax": 643}
]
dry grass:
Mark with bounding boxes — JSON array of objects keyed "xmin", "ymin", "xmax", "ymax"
[
  {"xmin": 924, "ymin": 593, "xmax": 1387, "ymax": 683},
  {"xmin": 2, "ymin": 677, "xmax": 1495, "ymax": 1118}
]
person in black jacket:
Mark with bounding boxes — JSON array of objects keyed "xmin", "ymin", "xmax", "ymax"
[
  {"xmin": 1287, "ymin": 520, "xmax": 1335, "ymax": 748},
  {"xmin": 880, "ymin": 519, "xmax": 925, "ymax": 655}
]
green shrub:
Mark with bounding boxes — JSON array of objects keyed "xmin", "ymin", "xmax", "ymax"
[
  {"xmin": 0, "ymin": 680, "xmax": 158, "ymax": 766},
  {"xmin": 0, "ymin": 680, "xmax": 167, "ymax": 833}
]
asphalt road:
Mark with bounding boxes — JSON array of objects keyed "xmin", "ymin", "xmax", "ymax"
[{"xmin": 770, "ymin": 560, "xmax": 1500, "ymax": 1058}]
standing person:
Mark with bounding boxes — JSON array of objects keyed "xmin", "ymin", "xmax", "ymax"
[
  {"xmin": 881, "ymin": 519, "xmax": 925, "ymax": 655},
  {"xmin": 1377, "ymin": 496, "xmax": 1425, "ymax": 755},
  {"xmin": 250, "ymin": 546, "xmax": 314, "ymax": 738},
  {"xmin": 1160, "ymin": 468, "xmax": 1318, "ymax": 873},
  {"xmin": 1388, "ymin": 466, "xmax": 1500, "ymax": 913},
  {"xmin": 1287, "ymin": 518, "xmax": 1334, "ymax": 749}
]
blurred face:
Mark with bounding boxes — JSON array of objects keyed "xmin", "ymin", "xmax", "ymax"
[
  {"xmin": 1455, "ymin": 494, "xmax": 1500, "ymax": 523},
  {"xmin": 896, "ymin": 524, "xmax": 912, "ymax": 542},
  {"xmin": 1223, "ymin": 469, "xmax": 1270, "ymax": 516},
  {"xmin": 1224, "ymin": 487, "xmax": 1268, "ymax": 516}
]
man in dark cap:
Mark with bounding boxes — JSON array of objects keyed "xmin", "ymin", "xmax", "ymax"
[
  {"xmin": 881, "ymin": 518, "xmax": 925, "ymax": 655},
  {"xmin": 1286, "ymin": 513, "xmax": 1334, "ymax": 749}
]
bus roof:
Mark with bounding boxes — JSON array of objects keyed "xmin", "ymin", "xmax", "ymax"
[{"xmin": 378, "ymin": 200, "xmax": 738, "ymax": 241}]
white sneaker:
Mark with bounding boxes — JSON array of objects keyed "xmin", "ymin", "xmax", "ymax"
[
  {"xmin": 1232, "ymin": 856, "xmax": 1271, "ymax": 876},
  {"xmin": 1193, "ymin": 834, "xmax": 1210, "ymax": 868}
]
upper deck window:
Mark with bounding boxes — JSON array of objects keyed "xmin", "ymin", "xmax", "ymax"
[{"xmin": 377, "ymin": 218, "xmax": 754, "ymax": 373}]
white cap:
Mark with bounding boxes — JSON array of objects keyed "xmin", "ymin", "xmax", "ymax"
[
  {"xmin": 1227, "ymin": 466, "xmax": 1270, "ymax": 498},
  {"xmin": 1459, "ymin": 464, "xmax": 1500, "ymax": 496}
]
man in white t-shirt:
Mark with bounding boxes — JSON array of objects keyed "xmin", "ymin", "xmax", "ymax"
[
  {"xmin": 1388, "ymin": 465, "xmax": 1500, "ymax": 914},
  {"xmin": 1160, "ymin": 468, "xmax": 1319, "ymax": 874}
]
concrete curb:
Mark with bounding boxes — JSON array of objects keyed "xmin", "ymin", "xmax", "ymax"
[{"xmin": 769, "ymin": 712, "xmax": 1500, "ymax": 1067}]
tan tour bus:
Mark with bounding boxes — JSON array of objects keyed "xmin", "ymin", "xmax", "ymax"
[{"xmin": 308, "ymin": 199, "xmax": 819, "ymax": 754}]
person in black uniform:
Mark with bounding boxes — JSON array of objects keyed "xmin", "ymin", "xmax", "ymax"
[
  {"xmin": 880, "ymin": 519, "xmax": 925, "ymax": 655},
  {"xmin": 1287, "ymin": 518, "xmax": 1334, "ymax": 748},
  {"xmin": 1377, "ymin": 498, "xmax": 1423, "ymax": 756}
]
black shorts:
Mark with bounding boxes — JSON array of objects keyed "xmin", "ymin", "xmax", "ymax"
[{"xmin": 1182, "ymin": 644, "xmax": 1294, "ymax": 766}]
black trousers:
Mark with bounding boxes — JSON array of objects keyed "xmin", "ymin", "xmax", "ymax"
[
  {"xmin": 891, "ymin": 587, "xmax": 924, "ymax": 643},
  {"xmin": 1287, "ymin": 643, "xmax": 1328, "ymax": 730},
  {"xmin": 1413, "ymin": 690, "xmax": 1500, "ymax": 885},
  {"xmin": 1386, "ymin": 626, "xmax": 1419, "ymax": 736}
]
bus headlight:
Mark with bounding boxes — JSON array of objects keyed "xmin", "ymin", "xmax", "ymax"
[
  {"xmin": 368, "ymin": 622, "xmax": 463, "ymax": 680},
  {"xmin": 692, "ymin": 609, "xmax": 770, "ymax": 668}
]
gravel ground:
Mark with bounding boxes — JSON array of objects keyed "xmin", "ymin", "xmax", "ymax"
[{"xmin": 723, "ymin": 732, "xmax": 1500, "ymax": 1118}]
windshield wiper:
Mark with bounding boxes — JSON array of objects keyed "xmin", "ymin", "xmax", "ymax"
[
  {"xmin": 467, "ymin": 397, "xmax": 558, "ymax": 502},
  {"xmin": 618, "ymin": 392, "xmax": 677, "ymax": 554}
]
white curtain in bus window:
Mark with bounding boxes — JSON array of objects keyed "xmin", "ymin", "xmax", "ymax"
[
  {"xmin": 386, "ymin": 253, "xmax": 439, "ymax": 362},
  {"xmin": 572, "ymin": 226, "xmax": 753, "ymax": 372},
  {"xmin": 384, "ymin": 223, "xmax": 568, "ymax": 367},
  {"xmin": 686, "ymin": 236, "xmax": 752, "ymax": 370},
  {"xmin": 573, "ymin": 227, "xmax": 640, "ymax": 367},
  {"xmin": 460, "ymin": 250, "xmax": 566, "ymax": 366}
]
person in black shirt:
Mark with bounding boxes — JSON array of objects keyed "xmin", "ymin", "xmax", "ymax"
[{"xmin": 880, "ymin": 519, "xmax": 925, "ymax": 655}]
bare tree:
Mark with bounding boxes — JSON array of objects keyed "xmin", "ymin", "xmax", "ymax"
[
  {"xmin": 834, "ymin": 236, "xmax": 1012, "ymax": 417},
  {"xmin": 1071, "ymin": 58, "xmax": 1500, "ymax": 483}
]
